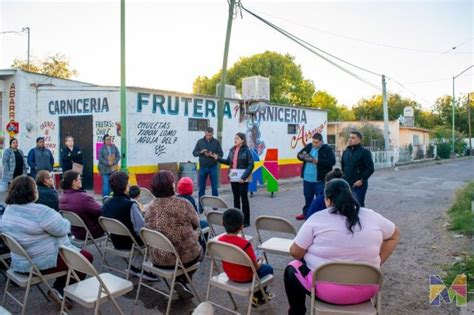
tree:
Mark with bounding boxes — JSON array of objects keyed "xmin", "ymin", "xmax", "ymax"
[
  {"xmin": 12, "ymin": 53, "xmax": 78, "ymax": 79},
  {"xmin": 310, "ymin": 90, "xmax": 355, "ymax": 121},
  {"xmin": 341, "ymin": 124, "xmax": 385, "ymax": 149},
  {"xmin": 352, "ymin": 93, "xmax": 438, "ymax": 130},
  {"xmin": 192, "ymin": 51, "xmax": 315, "ymax": 106},
  {"xmin": 433, "ymin": 95, "xmax": 473, "ymax": 135}
]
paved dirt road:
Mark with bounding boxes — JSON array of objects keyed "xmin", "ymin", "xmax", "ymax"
[{"xmin": 1, "ymin": 158, "xmax": 472, "ymax": 314}]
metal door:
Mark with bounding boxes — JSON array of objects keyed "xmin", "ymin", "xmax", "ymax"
[{"xmin": 59, "ymin": 115, "xmax": 93, "ymax": 189}]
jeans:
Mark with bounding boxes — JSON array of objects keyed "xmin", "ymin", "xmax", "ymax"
[
  {"xmin": 198, "ymin": 165, "xmax": 219, "ymax": 211},
  {"xmin": 257, "ymin": 263, "xmax": 273, "ymax": 279},
  {"xmin": 231, "ymin": 182, "xmax": 250, "ymax": 225},
  {"xmin": 352, "ymin": 181, "xmax": 368, "ymax": 207},
  {"xmin": 302, "ymin": 180, "xmax": 324, "ymax": 217},
  {"xmin": 102, "ymin": 174, "xmax": 111, "ymax": 196}
]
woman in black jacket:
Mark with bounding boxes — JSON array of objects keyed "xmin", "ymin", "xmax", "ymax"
[
  {"xmin": 35, "ymin": 170, "xmax": 59, "ymax": 211},
  {"xmin": 211, "ymin": 133, "xmax": 254, "ymax": 227}
]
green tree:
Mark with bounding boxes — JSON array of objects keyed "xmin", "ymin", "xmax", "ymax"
[
  {"xmin": 192, "ymin": 51, "xmax": 315, "ymax": 106},
  {"xmin": 12, "ymin": 53, "xmax": 78, "ymax": 79},
  {"xmin": 432, "ymin": 125, "xmax": 467, "ymax": 156},
  {"xmin": 310, "ymin": 90, "xmax": 355, "ymax": 121},
  {"xmin": 353, "ymin": 93, "xmax": 438, "ymax": 129},
  {"xmin": 433, "ymin": 95, "xmax": 473, "ymax": 135},
  {"xmin": 341, "ymin": 124, "xmax": 385, "ymax": 149}
]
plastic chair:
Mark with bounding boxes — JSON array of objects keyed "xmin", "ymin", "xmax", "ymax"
[
  {"xmin": 255, "ymin": 215, "xmax": 296, "ymax": 263},
  {"xmin": 137, "ymin": 187, "xmax": 155, "ymax": 205},
  {"xmin": 1, "ymin": 233, "xmax": 67, "ymax": 315},
  {"xmin": 134, "ymin": 228, "xmax": 201, "ymax": 315},
  {"xmin": 205, "ymin": 240, "xmax": 273, "ymax": 315},
  {"xmin": 206, "ymin": 209, "xmax": 253, "ymax": 242},
  {"xmin": 200, "ymin": 196, "xmax": 229, "ymax": 214},
  {"xmin": 58, "ymin": 246, "xmax": 133, "ymax": 315},
  {"xmin": 98, "ymin": 216, "xmax": 144, "ymax": 279},
  {"xmin": 310, "ymin": 262, "xmax": 383, "ymax": 315},
  {"xmin": 60, "ymin": 210, "xmax": 107, "ymax": 259}
]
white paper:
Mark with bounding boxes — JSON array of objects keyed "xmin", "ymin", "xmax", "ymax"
[{"xmin": 229, "ymin": 169, "xmax": 246, "ymax": 182}]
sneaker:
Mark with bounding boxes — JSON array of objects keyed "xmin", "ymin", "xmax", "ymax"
[
  {"xmin": 174, "ymin": 281, "xmax": 194, "ymax": 300},
  {"xmin": 129, "ymin": 266, "xmax": 160, "ymax": 281},
  {"xmin": 295, "ymin": 214, "xmax": 305, "ymax": 220},
  {"xmin": 252, "ymin": 295, "xmax": 265, "ymax": 308}
]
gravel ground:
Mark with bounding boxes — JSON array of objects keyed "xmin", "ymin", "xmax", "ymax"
[{"xmin": 0, "ymin": 158, "xmax": 472, "ymax": 315}]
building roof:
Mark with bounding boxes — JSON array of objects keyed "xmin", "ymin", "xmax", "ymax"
[
  {"xmin": 399, "ymin": 126, "xmax": 431, "ymax": 133},
  {"xmin": 0, "ymin": 68, "xmax": 96, "ymax": 86}
]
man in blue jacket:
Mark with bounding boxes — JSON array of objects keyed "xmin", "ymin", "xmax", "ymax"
[
  {"xmin": 27, "ymin": 137, "xmax": 54, "ymax": 179},
  {"xmin": 296, "ymin": 133, "xmax": 336, "ymax": 220},
  {"xmin": 341, "ymin": 131, "xmax": 374, "ymax": 207}
]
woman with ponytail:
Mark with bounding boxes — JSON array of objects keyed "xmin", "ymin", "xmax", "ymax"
[{"xmin": 284, "ymin": 178, "xmax": 400, "ymax": 314}]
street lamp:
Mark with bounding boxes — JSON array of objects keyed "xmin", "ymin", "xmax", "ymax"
[
  {"xmin": 0, "ymin": 27, "xmax": 29, "ymax": 70},
  {"xmin": 21, "ymin": 27, "xmax": 30, "ymax": 71},
  {"xmin": 452, "ymin": 65, "xmax": 473, "ymax": 153}
]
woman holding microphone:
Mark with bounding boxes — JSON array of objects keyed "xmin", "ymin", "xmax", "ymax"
[{"xmin": 211, "ymin": 132, "xmax": 254, "ymax": 227}]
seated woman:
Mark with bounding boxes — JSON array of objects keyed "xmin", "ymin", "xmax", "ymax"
[
  {"xmin": 145, "ymin": 170, "xmax": 202, "ymax": 299},
  {"xmin": 284, "ymin": 179, "xmax": 400, "ymax": 315},
  {"xmin": 59, "ymin": 170, "xmax": 104, "ymax": 240},
  {"xmin": 2, "ymin": 175, "xmax": 93, "ymax": 305},
  {"xmin": 101, "ymin": 171, "xmax": 157, "ymax": 281},
  {"xmin": 35, "ymin": 170, "xmax": 59, "ymax": 211}
]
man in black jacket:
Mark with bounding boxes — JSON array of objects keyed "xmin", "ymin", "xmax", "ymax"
[
  {"xmin": 296, "ymin": 133, "xmax": 336, "ymax": 220},
  {"xmin": 192, "ymin": 127, "xmax": 224, "ymax": 212},
  {"xmin": 341, "ymin": 131, "xmax": 374, "ymax": 207}
]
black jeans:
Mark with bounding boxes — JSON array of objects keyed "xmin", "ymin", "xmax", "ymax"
[
  {"xmin": 284, "ymin": 264, "xmax": 311, "ymax": 315},
  {"xmin": 230, "ymin": 182, "xmax": 250, "ymax": 225}
]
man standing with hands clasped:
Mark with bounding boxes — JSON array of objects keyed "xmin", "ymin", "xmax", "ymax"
[
  {"xmin": 296, "ymin": 133, "xmax": 336, "ymax": 220},
  {"xmin": 341, "ymin": 131, "xmax": 374, "ymax": 207},
  {"xmin": 193, "ymin": 127, "xmax": 223, "ymax": 212}
]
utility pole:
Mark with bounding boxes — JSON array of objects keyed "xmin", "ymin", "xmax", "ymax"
[
  {"xmin": 24, "ymin": 27, "xmax": 30, "ymax": 71},
  {"xmin": 452, "ymin": 76, "xmax": 456, "ymax": 153},
  {"xmin": 468, "ymin": 92, "xmax": 473, "ymax": 155},
  {"xmin": 217, "ymin": 0, "xmax": 236, "ymax": 185},
  {"xmin": 381, "ymin": 75, "xmax": 390, "ymax": 151},
  {"xmin": 120, "ymin": 0, "xmax": 127, "ymax": 170},
  {"xmin": 452, "ymin": 65, "xmax": 474, "ymax": 154}
]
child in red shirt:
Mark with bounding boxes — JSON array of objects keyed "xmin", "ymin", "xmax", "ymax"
[{"xmin": 218, "ymin": 208, "xmax": 274, "ymax": 307}]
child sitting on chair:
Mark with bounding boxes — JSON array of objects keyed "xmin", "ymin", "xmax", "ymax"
[
  {"xmin": 129, "ymin": 185, "xmax": 145, "ymax": 214},
  {"xmin": 218, "ymin": 208, "xmax": 275, "ymax": 307},
  {"xmin": 177, "ymin": 177, "xmax": 209, "ymax": 230}
]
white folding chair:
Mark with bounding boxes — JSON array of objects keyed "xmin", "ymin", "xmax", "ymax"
[
  {"xmin": 205, "ymin": 240, "xmax": 273, "ymax": 315},
  {"xmin": 206, "ymin": 209, "xmax": 253, "ymax": 243},
  {"xmin": 98, "ymin": 216, "xmax": 144, "ymax": 279},
  {"xmin": 310, "ymin": 262, "xmax": 383, "ymax": 315},
  {"xmin": 255, "ymin": 215, "xmax": 296, "ymax": 263},
  {"xmin": 137, "ymin": 187, "xmax": 155, "ymax": 205},
  {"xmin": 134, "ymin": 228, "xmax": 201, "ymax": 315},
  {"xmin": 200, "ymin": 196, "xmax": 229, "ymax": 214},
  {"xmin": 60, "ymin": 210, "xmax": 107, "ymax": 259},
  {"xmin": 58, "ymin": 246, "xmax": 133, "ymax": 315},
  {"xmin": 1, "ymin": 233, "xmax": 67, "ymax": 315}
]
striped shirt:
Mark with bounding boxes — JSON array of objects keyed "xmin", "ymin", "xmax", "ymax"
[{"xmin": 1, "ymin": 202, "xmax": 76, "ymax": 272}]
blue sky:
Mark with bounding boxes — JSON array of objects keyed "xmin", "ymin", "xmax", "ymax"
[{"xmin": 1, "ymin": 0, "xmax": 472, "ymax": 109}]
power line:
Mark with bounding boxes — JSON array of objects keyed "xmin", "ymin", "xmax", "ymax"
[
  {"xmin": 240, "ymin": 5, "xmax": 382, "ymax": 91},
  {"xmin": 251, "ymin": 8, "xmax": 473, "ymax": 55}
]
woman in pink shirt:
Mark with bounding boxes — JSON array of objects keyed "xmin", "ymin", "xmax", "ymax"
[
  {"xmin": 211, "ymin": 133, "xmax": 254, "ymax": 227},
  {"xmin": 284, "ymin": 178, "xmax": 400, "ymax": 314}
]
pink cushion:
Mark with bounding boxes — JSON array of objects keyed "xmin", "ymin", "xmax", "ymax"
[{"xmin": 315, "ymin": 281, "xmax": 379, "ymax": 305}]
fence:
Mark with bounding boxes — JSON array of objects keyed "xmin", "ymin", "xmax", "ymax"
[{"xmin": 334, "ymin": 144, "xmax": 437, "ymax": 170}]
